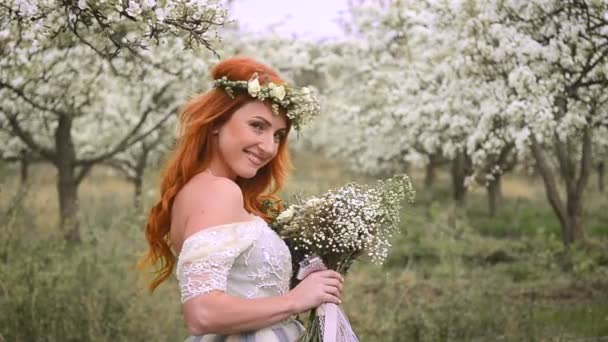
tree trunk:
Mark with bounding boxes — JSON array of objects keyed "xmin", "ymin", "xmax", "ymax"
[
  {"xmin": 134, "ymin": 176, "xmax": 143, "ymax": 210},
  {"xmin": 19, "ymin": 156, "xmax": 29, "ymax": 186},
  {"xmin": 55, "ymin": 115, "xmax": 81, "ymax": 243},
  {"xmin": 598, "ymin": 161, "xmax": 605, "ymax": 193},
  {"xmin": 133, "ymin": 142, "xmax": 148, "ymax": 211},
  {"xmin": 487, "ymin": 174, "xmax": 502, "ymax": 216},
  {"xmin": 451, "ymin": 151, "xmax": 468, "ymax": 206},
  {"xmin": 529, "ymin": 112, "xmax": 591, "ymax": 247},
  {"xmin": 424, "ymin": 161, "xmax": 436, "ymax": 190},
  {"xmin": 566, "ymin": 189, "xmax": 584, "ymax": 242},
  {"xmin": 58, "ymin": 169, "xmax": 80, "ymax": 242},
  {"xmin": 530, "ymin": 135, "xmax": 570, "ymax": 246}
]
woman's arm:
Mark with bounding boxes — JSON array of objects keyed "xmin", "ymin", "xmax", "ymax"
[
  {"xmin": 183, "ymin": 291, "xmax": 293, "ymax": 335},
  {"xmin": 183, "ymin": 269, "xmax": 343, "ymax": 335}
]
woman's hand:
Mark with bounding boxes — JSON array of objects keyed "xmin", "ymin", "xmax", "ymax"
[{"xmin": 285, "ymin": 270, "xmax": 344, "ymax": 314}]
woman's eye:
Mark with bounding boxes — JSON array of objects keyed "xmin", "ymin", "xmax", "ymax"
[
  {"xmin": 274, "ymin": 132, "xmax": 285, "ymax": 142},
  {"xmin": 250, "ymin": 122, "xmax": 264, "ymax": 131}
]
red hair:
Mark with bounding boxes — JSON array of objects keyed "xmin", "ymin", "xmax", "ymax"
[{"xmin": 140, "ymin": 57, "xmax": 292, "ymax": 291}]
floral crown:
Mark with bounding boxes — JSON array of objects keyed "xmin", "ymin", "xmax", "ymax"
[{"xmin": 213, "ymin": 73, "xmax": 320, "ymax": 132}]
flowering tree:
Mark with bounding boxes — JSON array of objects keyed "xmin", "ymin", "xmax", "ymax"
[
  {"xmin": 313, "ymin": 0, "xmax": 608, "ymax": 236},
  {"xmin": 313, "ymin": 1, "xmax": 479, "ymax": 206},
  {"xmin": 462, "ymin": 0, "xmax": 608, "ymax": 245},
  {"xmin": 0, "ymin": 0, "xmax": 226, "ymax": 241},
  {"xmin": 436, "ymin": 3, "xmax": 525, "ymax": 215},
  {"xmin": 594, "ymin": 126, "xmax": 608, "ymax": 193}
]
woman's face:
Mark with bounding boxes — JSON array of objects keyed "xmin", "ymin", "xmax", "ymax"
[{"xmin": 211, "ymin": 101, "xmax": 288, "ymax": 180}]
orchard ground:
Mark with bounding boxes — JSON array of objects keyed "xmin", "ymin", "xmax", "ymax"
[{"xmin": 0, "ymin": 152, "xmax": 607, "ymax": 341}]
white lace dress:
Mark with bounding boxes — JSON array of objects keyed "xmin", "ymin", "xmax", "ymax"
[{"xmin": 176, "ymin": 215, "xmax": 304, "ymax": 342}]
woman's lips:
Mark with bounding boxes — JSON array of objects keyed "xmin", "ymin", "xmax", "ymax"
[{"xmin": 245, "ymin": 150, "xmax": 263, "ymax": 166}]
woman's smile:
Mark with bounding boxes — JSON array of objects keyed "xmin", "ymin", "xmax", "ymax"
[{"xmin": 244, "ymin": 149, "xmax": 266, "ymax": 166}]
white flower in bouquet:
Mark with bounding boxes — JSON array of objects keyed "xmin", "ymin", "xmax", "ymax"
[
  {"xmin": 276, "ymin": 206, "xmax": 295, "ymax": 223},
  {"xmin": 304, "ymin": 196, "xmax": 324, "ymax": 208}
]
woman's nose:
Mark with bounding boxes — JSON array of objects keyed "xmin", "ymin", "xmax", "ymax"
[{"xmin": 259, "ymin": 132, "xmax": 277, "ymax": 156}]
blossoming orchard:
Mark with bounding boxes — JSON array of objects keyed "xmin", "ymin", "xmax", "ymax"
[
  {"xmin": 1, "ymin": 1, "xmax": 608, "ymax": 341},
  {"xmin": 0, "ymin": 0, "xmax": 225, "ymax": 241},
  {"xmin": 307, "ymin": 0, "xmax": 608, "ymax": 247},
  {"xmin": 2, "ymin": 0, "xmax": 607, "ymax": 250}
]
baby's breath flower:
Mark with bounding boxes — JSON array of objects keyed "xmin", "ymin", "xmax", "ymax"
[{"xmin": 272, "ymin": 174, "xmax": 415, "ymax": 272}]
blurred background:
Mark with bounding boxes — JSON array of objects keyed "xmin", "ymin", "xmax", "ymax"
[{"xmin": 1, "ymin": 0, "xmax": 607, "ymax": 341}]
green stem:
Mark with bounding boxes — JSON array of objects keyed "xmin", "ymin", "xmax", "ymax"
[{"xmin": 298, "ymin": 309, "xmax": 322, "ymax": 342}]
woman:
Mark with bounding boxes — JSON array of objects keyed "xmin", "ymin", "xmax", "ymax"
[{"xmin": 140, "ymin": 57, "xmax": 344, "ymax": 341}]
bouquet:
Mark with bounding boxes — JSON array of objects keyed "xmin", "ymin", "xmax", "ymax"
[{"xmin": 269, "ymin": 174, "xmax": 415, "ymax": 342}]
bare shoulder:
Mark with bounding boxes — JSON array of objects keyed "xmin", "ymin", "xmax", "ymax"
[
  {"xmin": 172, "ymin": 173, "xmax": 249, "ymax": 245},
  {"xmin": 183, "ymin": 173, "xmax": 244, "ymax": 205}
]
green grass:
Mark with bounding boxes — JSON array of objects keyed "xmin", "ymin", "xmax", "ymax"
[
  {"xmin": 0, "ymin": 156, "xmax": 607, "ymax": 341},
  {"xmin": 533, "ymin": 300, "xmax": 608, "ymax": 338},
  {"xmin": 465, "ymin": 197, "xmax": 560, "ymax": 238}
]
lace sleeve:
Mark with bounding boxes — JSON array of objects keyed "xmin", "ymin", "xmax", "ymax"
[{"xmin": 176, "ymin": 220, "xmax": 262, "ymax": 303}]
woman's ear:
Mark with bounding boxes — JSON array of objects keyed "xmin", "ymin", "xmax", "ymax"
[{"xmin": 211, "ymin": 124, "xmax": 220, "ymax": 135}]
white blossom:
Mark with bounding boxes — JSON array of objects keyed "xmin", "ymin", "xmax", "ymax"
[
  {"xmin": 270, "ymin": 85, "xmax": 286, "ymax": 101},
  {"xmin": 247, "ymin": 78, "xmax": 261, "ymax": 97}
]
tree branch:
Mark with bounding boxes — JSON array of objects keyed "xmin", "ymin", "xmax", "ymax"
[
  {"xmin": 1, "ymin": 110, "xmax": 56, "ymax": 161},
  {"xmin": 575, "ymin": 125, "xmax": 592, "ymax": 199},
  {"xmin": 75, "ymin": 163, "xmax": 94, "ymax": 185},
  {"xmin": 75, "ymin": 103, "xmax": 177, "ymax": 166},
  {"xmin": 0, "ymin": 81, "xmax": 69, "ymax": 117},
  {"xmin": 569, "ymin": 45, "xmax": 608, "ymax": 91}
]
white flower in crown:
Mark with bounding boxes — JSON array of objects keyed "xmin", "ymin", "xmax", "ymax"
[
  {"xmin": 300, "ymin": 87, "xmax": 313, "ymax": 101},
  {"xmin": 276, "ymin": 207, "xmax": 295, "ymax": 223},
  {"xmin": 247, "ymin": 77, "xmax": 261, "ymax": 97},
  {"xmin": 270, "ymin": 85, "xmax": 286, "ymax": 101}
]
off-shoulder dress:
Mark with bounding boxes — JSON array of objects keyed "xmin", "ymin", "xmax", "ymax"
[{"xmin": 176, "ymin": 215, "xmax": 304, "ymax": 342}]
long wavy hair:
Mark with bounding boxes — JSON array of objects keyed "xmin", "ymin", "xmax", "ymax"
[{"xmin": 140, "ymin": 57, "xmax": 292, "ymax": 291}]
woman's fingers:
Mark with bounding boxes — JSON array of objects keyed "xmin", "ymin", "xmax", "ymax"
[
  {"xmin": 323, "ymin": 278, "xmax": 343, "ymax": 292},
  {"xmin": 325, "ymin": 285, "xmax": 341, "ymax": 298},
  {"xmin": 315, "ymin": 272, "xmax": 345, "ymax": 297},
  {"xmin": 317, "ymin": 270, "xmax": 344, "ymax": 282},
  {"xmin": 324, "ymin": 293, "xmax": 341, "ymax": 305},
  {"xmin": 304, "ymin": 270, "xmax": 345, "ymax": 304}
]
